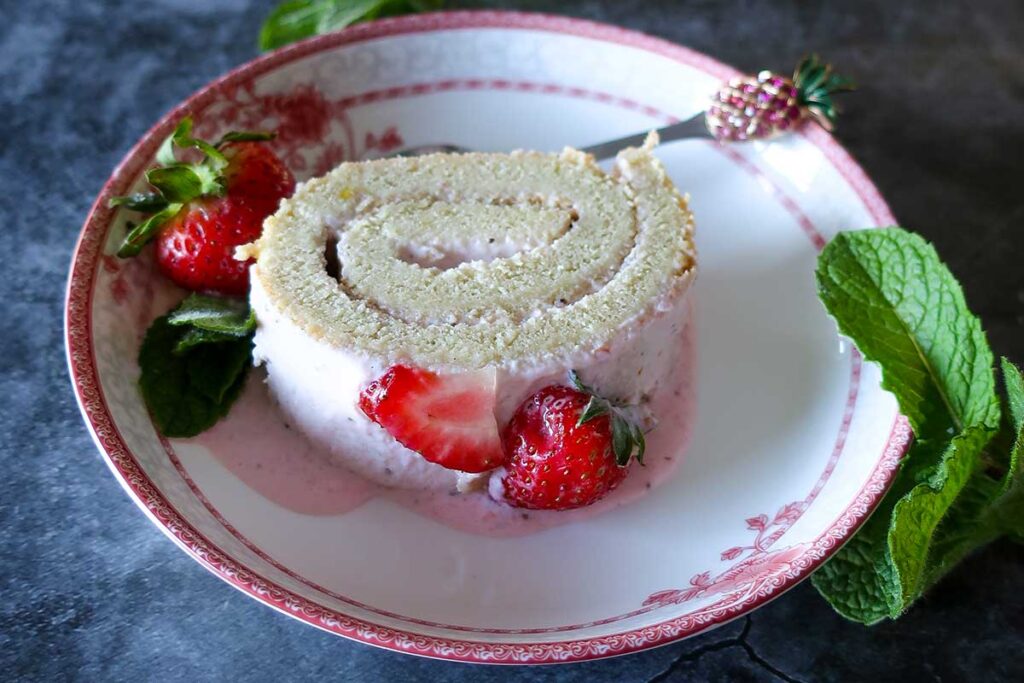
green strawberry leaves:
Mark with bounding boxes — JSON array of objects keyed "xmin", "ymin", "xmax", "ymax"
[
  {"xmin": 138, "ymin": 295, "xmax": 256, "ymax": 438},
  {"xmin": 569, "ymin": 370, "xmax": 646, "ymax": 466},
  {"xmin": 117, "ymin": 203, "xmax": 183, "ymax": 257},
  {"xmin": 108, "ymin": 192, "xmax": 169, "ymax": 212},
  {"xmin": 812, "ymin": 227, "xmax": 1024, "ymax": 624},
  {"xmin": 146, "ymin": 166, "xmax": 217, "ymax": 204},
  {"xmin": 259, "ymin": 0, "xmax": 444, "ymax": 51},
  {"xmin": 110, "ymin": 116, "xmax": 275, "ymax": 258},
  {"xmin": 217, "ymin": 131, "xmax": 276, "ymax": 145}
]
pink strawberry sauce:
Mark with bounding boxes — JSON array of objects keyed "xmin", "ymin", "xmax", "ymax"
[{"xmin": 190, "ymin": 324, "xmax": 695, "ymax": 537}]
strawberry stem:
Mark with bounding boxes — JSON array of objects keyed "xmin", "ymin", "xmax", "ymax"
[
  {"xmin": 109, "ymin": 116, "xmax": 278, "ymax": 258},
  {"xmin": 568, "ymin": 370, "xmax": 647, "ymax": 466}
]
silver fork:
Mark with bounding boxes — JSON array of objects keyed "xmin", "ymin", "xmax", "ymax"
[
  {"xmin": 390, "ymin": 114, "xmax": 710, "ymax": 161},
  {"xmin": 387, "ymin": 56, "xmax": 852, "ymax": 160}
]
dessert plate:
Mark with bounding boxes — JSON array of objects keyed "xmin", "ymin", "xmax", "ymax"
[{"xmin": 66, "ymin": 11, "xmax": 909, "ymax": 663}]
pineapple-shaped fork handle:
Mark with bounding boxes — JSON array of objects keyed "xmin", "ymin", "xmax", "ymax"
[
  {"xmin": 577, "ymin": 55, "xmax": 853, "ymax": 160},
  {"xmin": 390, "ymin": 56, "xmax": 854, "ymax": 160},
  {"xmin": 706, "ymin": 55, "xmax": 855, "ymax": 142}
]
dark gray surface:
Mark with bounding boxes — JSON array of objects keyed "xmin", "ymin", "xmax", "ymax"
[{"xmin": 2, "ymin": 0, "xmax": 1022, "ymax": 680}]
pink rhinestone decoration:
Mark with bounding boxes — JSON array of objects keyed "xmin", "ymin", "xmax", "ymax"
[{"xmin": 705, "ymin": 70, "xmax": 807, "ymax": 142}]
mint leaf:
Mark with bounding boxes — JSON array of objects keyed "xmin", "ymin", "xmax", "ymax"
[
  {"xmin": 887, "ymin": 424, "xmax": 996, "ymax": 608},
  {"xmin": 810, "ymin": 437, "xmax": 943, "ymax": 621},
  {"xmin": 812, "ymin": 227, "xmax": 1011, "ymax": 625},
  {"xmin": 922, "ymin": 471, "xmax": 1003, "ymax": 588},
  {"xmin": 984, "ymin": 359, "xmax": 1024, "ymax": 539},
  {"xmin": 811, "ymin": 426, "xmax": 1000, "ymax": 625},
  {"xmin": 922, "ymin": 366, "xmax": 1024, "ymax": 586},
  {"xmin": 810, "ymin": 516, "xmax": 897, "ymax": 625},
  {"xmin": 138, "ymin": 295, "xmax": 255, "ymax": 438},
  {"xmin": 1000, "ymin": 358, "xmax": 1024, "ymax": 496},
  {"xmin": 259, "ymin": 0, "xmax": 443, "ymax": 51},
  {"xmin": 1004, "ymin": 358, "xmax": 1024, "ymax": 428},
  {"xmin": 174, "ymin": 327, "xmax": 243, "ymax": 354},
  {"xmin": 168, "ymin": 293, "xmax": 256, "ymax": 336},
  {"xmin": 815, "ymin": 228, "xmax": 1000, "ymax": 439},
  {"xmin": 188, "ymin": 339, "xmax": 250, "ymax": 405},
  {"xmin": 259, "ymin": 1, "xmax": 324, "ymax": 51},
  {"xmin": 139, "ymin": 314, "xmax": 251, "ymax": 438},
  {"xmin": 317, "ymin": 0, "xmax": 386, "ymax": 34}
]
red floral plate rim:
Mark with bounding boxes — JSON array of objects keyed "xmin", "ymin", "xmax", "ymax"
[{"xmin": 65, "ymin": 10, "xmax": 908, "ymax": 664}]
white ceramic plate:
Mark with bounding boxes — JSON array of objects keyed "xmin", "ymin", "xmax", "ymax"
[{"xmin": 66, "ymin": 11, "xmax": 910, "ymax": 663}]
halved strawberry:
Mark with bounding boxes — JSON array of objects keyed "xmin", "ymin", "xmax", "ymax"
[{"xmin": 358, "ymin": 365, "xmax": 503, "ymax": 473}]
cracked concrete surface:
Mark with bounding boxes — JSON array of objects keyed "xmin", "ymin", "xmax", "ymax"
[
  {"xmin": 2, "ymin": 0, "xmax": 1022, "ymax": 680},
  {"xmin": 648, "ymin": 618, "xmax": 804, "ymax": 683}
]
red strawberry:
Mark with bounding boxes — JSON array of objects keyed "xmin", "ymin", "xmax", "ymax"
[
  {"xmin": 359, "ymin": 365, "xmax": 503, "ymax": 473},
  {"xmin": 501, "ymin": 373, "xmax": 646, "ymax": 510},
  {"xmin": 154, "ymin": 196, "xmax": 264, "ymax": 297},
  {"xmin": 111, "ymin": 117, "xmax": 295, "ymax": 296},
  {"xmin": 221, "ymin": 141, "xmax": 296, "ymax": 215}
]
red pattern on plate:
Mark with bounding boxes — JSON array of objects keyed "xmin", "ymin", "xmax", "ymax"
[
  {"xmin": 646, "ymin": 353, "xmax": 862, "ymax": 607},
  {"xmin": 65, "ymin": 11, "xmax": 907, "ymax": 663},
  {"xmin": 101, "ymin": 72, "xmax": 868, "ymax": 632}
]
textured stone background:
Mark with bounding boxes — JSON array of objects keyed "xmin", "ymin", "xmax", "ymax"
[{"xmin": 2, "ymin": 0, "xmax": 1022, "ymax": 680}]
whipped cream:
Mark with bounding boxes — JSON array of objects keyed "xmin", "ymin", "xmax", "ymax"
[{"xmin": 249, "ymin": 274, "xmax": 692, "ymax": 493}]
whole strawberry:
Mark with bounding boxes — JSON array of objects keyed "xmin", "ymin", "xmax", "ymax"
[
  {"xmin": 501, "ymin": 372, "xmax": 646, "ymax": 510},
  {"xmin": 111, "ymin": 117, "xmax": 295, "ymax": 296}
]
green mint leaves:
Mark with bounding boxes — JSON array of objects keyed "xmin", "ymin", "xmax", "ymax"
[
  {"xmin": 169, "ymin": 293, "xmax": 256, "ymax": 336},
  {"xmin": 812, "ymin": 227, "xmax": 1023, "ymax": 623},
  {"xmin": 569, "ymin": 370, "xmax": 646, "ymax": 466},
  {"xmin": 138, "ymin": 294, "xmax": 256, "ymax": 438},
  {"xmin": 816, "ymin": 229, "xmax": 1000, "ymax": 437},
  {"xmin": 110, "ymin": 117, "xmax": 276, "ymax": 258},
  {"xmin": 887, "ymin": 424, "xmax": 996, "ymax": 605},
  {"xmin": 1002, "ymin": 358, "xmax": 1024, "ymax": 495},
  {"xmin": 259, "ymin": 0, "xmax": 444, "ymax": 51}
]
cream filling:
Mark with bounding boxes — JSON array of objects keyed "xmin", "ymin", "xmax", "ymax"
[{"xmin": 250, "ymin": 273, "xmax": 692, "ymax": 493}]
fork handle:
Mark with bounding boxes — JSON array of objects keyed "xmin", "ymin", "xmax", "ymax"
[{"xmin": 580, "ymin": 113, "xmax": 711, "ymax": 160}]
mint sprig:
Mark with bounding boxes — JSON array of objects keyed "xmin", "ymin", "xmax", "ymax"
[
  {"xmin": 1001, "ymin": 358, "xmax": 1024, "ymax": 494},
  {"xmin": 812, "ymin": 227, "xmax": 1023, "ymax": 623},
  {"xmin": 259, "ymin": 0, "xmax": 444, "ymax": 52},
  {"xmin": 168, "ymin": 293, "xmax": 256, "ymax": 336},
  {"xmin": 816, "ymin": 229, "xmax": 1000, "ymax": 438},
  {"xmin": 139, "ymin": 295, "xmax": 256, "ymax": 438}
]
